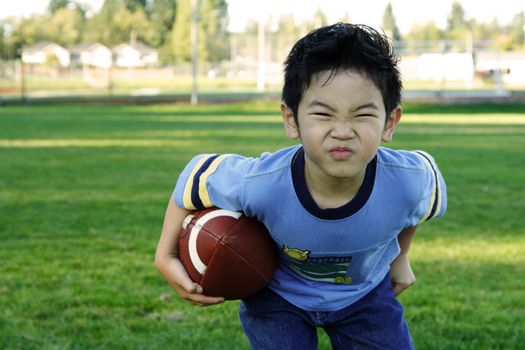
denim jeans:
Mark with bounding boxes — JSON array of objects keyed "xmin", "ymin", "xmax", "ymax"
[{"xmin": 239, "ymin": 273, "xmax": 414, "ymax": 350}]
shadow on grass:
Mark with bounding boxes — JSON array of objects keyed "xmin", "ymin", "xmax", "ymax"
[
  {"xmin": 1, "ymin": 102, "xmax": 281, "ymax": 118},
  {"xmin": 403, "ymin": 103, "xmax": 525, "ymax": 115},
  {"xmin": 5, "ymin": 99, "xmax": 525, "ymax": 115}
]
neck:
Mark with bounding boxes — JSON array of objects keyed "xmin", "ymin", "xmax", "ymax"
[{"xmin": 304, "ymin": 164, "xmax": 366, "ymax": 210}]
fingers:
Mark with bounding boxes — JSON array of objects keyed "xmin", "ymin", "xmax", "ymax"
[
  {"xmin": 156, "ymin": 202, "xmax": 225, "ymax": 307},
  {"xmin": 392, "ymin": 282, "xmax": 407, "ymax": 296},
  {"xmin": 176, "ymin": 279, "xmax": 225, "ymax": 307},
  {"xmin": 181, "ymin": 286, "xmax": 225, "ymax": 307},
  {"xmin": 391, "ymin": 278, "xmax": 416, "ymax": 296},
  {"xmin": 158, "ymin": 257, "xmax": 225, "ymax": 307}
]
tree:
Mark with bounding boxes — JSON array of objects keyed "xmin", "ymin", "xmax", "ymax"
[
  {"xmin": 446, "ymin": 1, "xmax": 470, "ymax": 40},
  {"xmin": 123, "ymin": 0, "xmax": 147, "ymax": 12},
  {"xmin": 171, "ymin": 0, "xmax": 229, "ymax": 64},
  {"xmin": 14, "ymin": 16, "xmax": 50, "ymax": 47},
  {"xmin": 149, "ymin": 0, "xmax": 176, "ymax": 33},
  {"xmin": 0, "ymin": 15, "xmax": 49, "ymax": 61},
  {"xmin": 382, "ymin": 2, "xmax": 401, "ymax": 42},
  {"xmin": 46, "ymin": 8, "xmax": 85, "ymax": 46},
  {"xmin": 338, "ymin": 13, "xmax": 352, "ymax": 24},
  {"xmin": 312, "ymin": 7, "xmax": 328, "ymax": 28},
  {"xmin": 406, "ymin": 21, "xmax": 443, "ymax": 41},
  {"xmin": 200, "ymin": 0, "xmax": 229, "ymax": 62},
  {"xmin": 447, "ymin": 1, "xmax": 468, "ymax": 30},
  {"xmin": 470, "ymin": 19, "xmax": 500, "ymax": 43},
  {"xmin": 275, "ymin": 14, "xmax": 300, "ymax": 62},
  {"xmin": 0, "ymin": 22, "xmax": 6, "ymax": 60},
  {"xmin": 302, "ymin": 8, "xmax": 328, "ymax": 33},
  {"xmin": 48, "ymin": 0, "xmax": 70, "ymax": 14},
  {"xmin": 148, "ymin": 0, "xmax": 177, "ymax": 62},
  {"xmin": 95, "ymin": 0, "xmax": 120, "ymax": 44},
  {"xmin": 0, "ymin": 19, "xmax": 19, "ymax": 59},
  {"xmin": 86, "ymin": 0, "xmax": 154, "ymax": 46},
  {"xmin": 404, "ymin": 21, "xmax": 443, "ymax": 52},
  {"xmin": 232, "ymin": 19, "xmax": 258, "ymax": 64},
  {"xmin": 509, "ymin": 12, "xmax": 525, "ymax": 49},
  {"xmin": 171, "ymin": 0, "xmax": 192, "ymax": 63},
  {"xmin": 113, "ymin": 6, "xmax": 155, "ymax": 44}
]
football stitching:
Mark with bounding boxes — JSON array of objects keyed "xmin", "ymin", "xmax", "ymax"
[
  {"xmin": 189, "ymin": 210, "xmax": 242, "ymax": 275},
  {"xmin": 209, "ymin": 221, "xmax": 276, "ymax": 282}
]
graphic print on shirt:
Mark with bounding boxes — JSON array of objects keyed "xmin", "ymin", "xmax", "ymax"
[{"xmin": 282, "ymin": 245, "xmax": 353, "ymax": 284}]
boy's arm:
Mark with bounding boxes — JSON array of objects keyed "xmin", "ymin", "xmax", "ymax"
[
  {"xmin": 390, "ymin": 226, "xmax": 418, "ymax": 296},
  {"xmin": 155, "ymin": 194, "xmax": 224, "ymax": 307}
]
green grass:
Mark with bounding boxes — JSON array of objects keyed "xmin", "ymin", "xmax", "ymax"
[{"xmin": 0, "ymin": 101, "xmax": 524, "ymax": 349}]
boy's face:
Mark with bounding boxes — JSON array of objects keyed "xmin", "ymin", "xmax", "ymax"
[{"xmin": 281, "ymin": 70, "xmax": 401, "ymax": 183}]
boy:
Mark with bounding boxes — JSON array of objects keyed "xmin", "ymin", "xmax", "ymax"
[{"xmin": 156, "ymin": 23, "xmax": 446, "ymax": 349}]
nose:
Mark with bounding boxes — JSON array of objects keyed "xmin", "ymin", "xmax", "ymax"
[{"xmin": 330, "ymin": 121, "xmax": 355, "ymax": 139}]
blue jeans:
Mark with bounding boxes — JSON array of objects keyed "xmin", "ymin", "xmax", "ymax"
[{"xmin": 239, "ymin": 273, "xmax": 414, "ymax": 350}]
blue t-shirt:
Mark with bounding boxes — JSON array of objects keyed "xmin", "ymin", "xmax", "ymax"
[{"xmin": 174, "ymin": 145, "xmax": 447, "ymax": 311}]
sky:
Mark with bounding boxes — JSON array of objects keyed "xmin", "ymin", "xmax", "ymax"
[{"xmin": 1, "ymin": 0, "xmax": 524, "ymax": 34}]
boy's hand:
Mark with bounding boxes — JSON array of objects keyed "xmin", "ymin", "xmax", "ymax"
[
  {"xmin": 390, "ymin": 253, "xmax": 416, "ymax": 296},
  {"xmin": 156, "ymin": 253, "xmax": 224, "ymax": 307},
  {"xmin": 155, "ymin": 197, "xmax": 224, "ymax": 307}
]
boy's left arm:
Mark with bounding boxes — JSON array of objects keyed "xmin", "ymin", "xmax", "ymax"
[{"xmin": 390, "ymin": 226, "xmax": 418, "ymax": 296}]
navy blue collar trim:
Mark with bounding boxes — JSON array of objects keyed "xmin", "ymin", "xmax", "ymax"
[{"xmin": 291, "ymin": 148, "xmax": 376, "ymax": 220}]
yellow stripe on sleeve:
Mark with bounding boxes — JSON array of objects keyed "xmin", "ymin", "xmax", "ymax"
[
  {"xmin": 416, "ymin": 153, "xmax": 437, "ymax": 224},
  {"xmin": 182, "ymin": 154, "xmax": 214, "ymax": 210},
  {"xmin": 418, "ymin": 151, "xmax": 444, "ymax": 220},
  {"xmin": 198, "ymin": 154, "xmax": 229, "ymax": 208},
  {"xmin": 431, "ymin": 168, "xmax": 443, "ymax": 220}
]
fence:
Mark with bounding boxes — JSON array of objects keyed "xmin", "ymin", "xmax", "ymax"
[{"xmin": 1, "ymin": 43, "xmax": 524, "ymax": 104}]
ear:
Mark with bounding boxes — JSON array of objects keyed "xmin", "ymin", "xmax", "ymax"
[
  {"xmin": 382, "ymin": 106, "xmax": 402, "ymax": 143},
  {"xmin": 281, "ymin": 103, "xmax": 299, "ymax": 139}
]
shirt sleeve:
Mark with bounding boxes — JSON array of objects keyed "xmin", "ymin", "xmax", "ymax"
[
  {"xmin": 173, "ymin": 153, "xmax": 250, "ymax": 211},
  {"xmin": 410, "ymin": 150, "xmax": 448, "ymax": 225}
]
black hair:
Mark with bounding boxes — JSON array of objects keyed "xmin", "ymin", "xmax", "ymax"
[{"xmin": 281, "ymin": 23, "xmax": 402, "ymax": 122}]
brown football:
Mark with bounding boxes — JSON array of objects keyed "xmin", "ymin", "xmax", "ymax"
[{"xmin": 178, "ymin": 207, "xmax": 278, "ymax": 300}]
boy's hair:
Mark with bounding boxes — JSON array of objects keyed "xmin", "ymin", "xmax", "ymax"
[{"xmin": 282, "ymin": 23, "xmax": 402, "ymax": 122}]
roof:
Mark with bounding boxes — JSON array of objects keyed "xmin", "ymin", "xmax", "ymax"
[
  {"xmin": 68, "ymin": 42, "xmax": 109, "ymax": 53},
  {"xmin": 22, "ymin": 40, "xmax": 157, "ymax": 56},
  {"xmin": 23, "ymin": 41, "xmax": 65, "ymax": 52},
  {"xmin": 476, "ymin": 50, "xmax": 525, "ymax": 61},
  {"xmin": 113, "ymin": 41, "xmax": 157, "ymax": 54}
]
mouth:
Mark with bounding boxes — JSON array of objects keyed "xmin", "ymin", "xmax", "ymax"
[{"xmin": 329, "ymin": 147, "xmax": 353, "ymax": 160}]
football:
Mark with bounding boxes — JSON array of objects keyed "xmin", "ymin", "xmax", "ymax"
[{"xmin": 178, "ymin": 207, "xmax": 278, "ymax": 300}]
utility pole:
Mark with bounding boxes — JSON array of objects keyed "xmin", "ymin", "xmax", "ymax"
[
  {"xmin": 20, "ymin": 58, "xmax": 26, "ymax": 103},
  {"xmin": 191, "ymin": 0, "xmax": 199, "ymax": 105},
  {"xmin": 106, "ymin": 2, "xmax": 113, "ymax": 102},
  {"xmin": 256, "ymin": 18, "xmax": 266, "ymax": 93}
]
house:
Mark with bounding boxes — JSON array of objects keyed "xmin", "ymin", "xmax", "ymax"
[
  {"xmin": 417, "ymin": 53, "xmax": 474, "ymax": 83},
  {"xmin": 22, "ymin": 41, "xmax": 70, "ymax": 67},
  {"xmin": 21, "ymin": 40, "xmax": 160, "ymax": 69},
  {"xmin": 112, "ymin": 41, "xmax": 159, "ymax": 68},
  {"xmin": 69, "ymin": 42, "xmax": 112, "ymax": 69},
  {"xmin": 475, "ymin": 51, "xmax": 525, "ymax": 87}
]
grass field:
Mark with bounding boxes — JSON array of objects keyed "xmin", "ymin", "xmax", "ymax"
[{"xmin": 0, "ymin": 101, "xmax": 524, "ymax": 349}]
